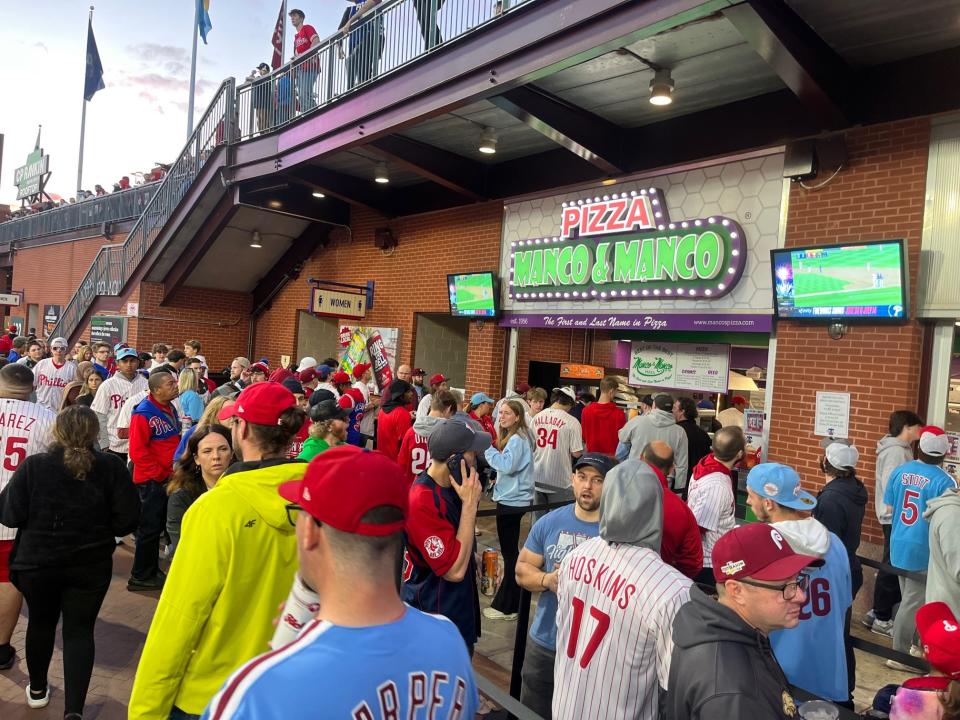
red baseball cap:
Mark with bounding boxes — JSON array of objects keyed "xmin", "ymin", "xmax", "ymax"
[
  {"xmin": 7, "ymin": 325, "xmax": 16, "ymax": 333},
  {"xmin": 279, "ymin": 445, "xmax": 408, "ymax": 536},
  {"xmin": 712, "ymin": 522, "xmax": 820, "ymax": 583},
  {"xmin": 299, "ymin": 367, "xmax": 318, "ymax": 384},
  {"xmin": 919, "ymin": 425, "xmax": 950, "ymax": 456},
  {"xmin": 216, "ymin": 400, "xmax": 236, "ymax": 422},
  {"xmin": 352, "ymin": 362, "xmax": 372, "ymax": 379},
  {"xmin": 515, "ymin": 382, "xmax": 531, "ymax": 394},
  {"xmin": 916, "ymin": 601, "xmax": 960, "ymax": 678},
  {"xmin": 331, "ymin": 371, "xmax": 351, "ymax": 385},
  {"xmin": 248, "ymin": 362, "xmax": 270, "ymax": 375},
  {"xmin": 218, "ymin": 382, "xmax": 295, "ymax": 426},
  {"xmin": 429, "ymin": 373, "xmax": 447, "ymax": 386}
]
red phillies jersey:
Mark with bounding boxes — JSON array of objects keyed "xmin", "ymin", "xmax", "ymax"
[
  {"xmin": 294, "ymin": 25, "xmax": 317, "ymax": 55},
  {"xmin": 287, "ymin": 418, "xmax": 311, "ymax": 459},
  {"xmin": 397, "ymin": 427, "xmax": 431, "ymax": 485},
  {"xmin": 377, "ymin": 407, "xmax": 412, "ymax": 462}
]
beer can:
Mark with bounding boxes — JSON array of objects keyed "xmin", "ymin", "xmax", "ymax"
[
  {"xmin": 270, "ymin": 574, "xmax": 321, "ymax": 649},
  {"xmin": 481, "ymin": 549, "xmax": 498, "ymax": 596}
]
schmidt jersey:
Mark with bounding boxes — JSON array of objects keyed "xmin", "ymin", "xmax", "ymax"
[
  {"xmin": 0, "ymin": 399, "xmax": 55, "ymax": 541},
  {"xmin": 203, "ymin": 607, "xmax": 478, "ymax": 720},
  {"xmin": 402, "ymin": 472, "xmax": 480, "ymax": 647},
  {"xmin": 884, "ymin": 460, "xmax": 958, "ymax": 571},
  {"xmin": 769, "ymin": 531, "xmax": 852, "ymax": 702}
]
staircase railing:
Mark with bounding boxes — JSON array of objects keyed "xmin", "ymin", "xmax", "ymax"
[{"xmin": 50, "ymin": 78, "xmax": 236, "ymax": 341}]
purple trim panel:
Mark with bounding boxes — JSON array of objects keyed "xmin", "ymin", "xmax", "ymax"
[{"xmin": 498, "ymin": 312, "xmax": 774, "ymax": 333}]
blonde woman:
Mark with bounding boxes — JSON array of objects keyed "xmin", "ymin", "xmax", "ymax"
[
  {"xmin": 173, "ymin": 395, "xmax": 234, "ymax": 464},
  {"xmin": 483, "ymin": 399, "xmax": 536, "ymax": 620},
  {"xmin": 177, "ymin": 369, "xmax": 204, "ymax": 429},
  {"xmin": 60, "ymin": 361, "xmax": 95, "ymax": 409}
]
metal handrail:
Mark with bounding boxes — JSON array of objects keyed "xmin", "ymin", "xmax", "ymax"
[
  {"xmin": 236, "ymin": 0, "xmax": 534, "ymax": 140},
  {"xmin": 50, "ymin": 78, "xmax": 237, "ymax": 341},
  {"xmin": 0, "ymin": 183, "xmax": 160, "ymax": 245}
]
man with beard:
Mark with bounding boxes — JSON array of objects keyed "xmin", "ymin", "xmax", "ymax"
[{"xmin": 515, "ymin": 453, "xmax": 612, "ymax": 719}]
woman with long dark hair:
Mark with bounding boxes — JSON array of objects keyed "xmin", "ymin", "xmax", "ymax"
[
  {"xmin": 166, "ymin": 424, "xmax": 233, "ymax": 557},
  {"xmin": 0, "ymin": 405, "xmax": 140, "ymax": 716},
  {"xmin": 483, "ymin": 399, "xmax": 535, "ymax": 620}
]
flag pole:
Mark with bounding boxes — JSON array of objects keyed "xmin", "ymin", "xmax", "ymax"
[
  {"xmin": 187, "ymin": 0, "xmax": 200, "ymax": 138},
  {"xmin": 281, "ymin": 0, "xmax": 287, "ymax": 62},
  {"xmin": 77, "ymin": 5, "xmax": 94, "ymax": 199}
]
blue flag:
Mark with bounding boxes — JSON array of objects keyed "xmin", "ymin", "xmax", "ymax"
[
  {"xmin": 84, "ymin": 18, "xmax": 105, "ymax": 101},
  {"xmin": 197, "ymin": 0, "xmax": 212, "ymax": 44}
]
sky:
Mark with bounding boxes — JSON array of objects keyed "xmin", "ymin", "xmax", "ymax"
[{"xmin": 0, "ymin": 0, "xmax": 345, "ymax": 205}]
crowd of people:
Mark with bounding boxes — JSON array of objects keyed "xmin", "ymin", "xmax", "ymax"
[{"xmin": 0, "ymin": 335, "xmax": 955, "ymax": 720}]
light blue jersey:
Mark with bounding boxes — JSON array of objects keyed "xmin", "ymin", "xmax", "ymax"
[
  {"xmin": 883, "ymin": 460, "xmax": 958, "ymax": 571},
  {"xmin": 523, "ymin": 504, "xmax": 599, "ymax": 651},
  {"xmin": 770, "ymin": 532, "xmax": 852, "ymax": 702},
  {"xmin": 202, "ymin": 606, "xmax": 477, "ymax": 720}
]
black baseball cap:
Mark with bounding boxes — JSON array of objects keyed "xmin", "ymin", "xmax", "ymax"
[
  {"xmin": 308, "ymin": 388, "xmax": 336, "ymax": 407},
  {"xmin": 574, "ymin": 452, "xmax": 617, "ymax": 477},
  {"xmin": 309, "ymin": 398, "xmax": 349, "ymax": 422},
  {"xmin": 428, "ymin": 419, "xmax": 492, "ymax": 462}
]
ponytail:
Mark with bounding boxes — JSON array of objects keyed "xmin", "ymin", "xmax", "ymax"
[
  {"xmin": 52, "ymin": 406, "xmax": 100, "ymax": 480},
  {"xmin": 943, "ymin": 680, "xmax": 960, "ymax": 720}
]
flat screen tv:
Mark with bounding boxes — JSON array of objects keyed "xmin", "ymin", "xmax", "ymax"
[
  {"xmin": 448, "ymin": 272, "xmax": 499, "ymax": 318},
  {"xmin": 771, "ymin": 239, "xmax": 908, "ymax": 321}
]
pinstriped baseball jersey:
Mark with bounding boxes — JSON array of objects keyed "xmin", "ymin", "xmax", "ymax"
[
  {"xmin": 0, "ymin": 398, "xmax": 55, "ymax": 540},
  {"xmin": 92, "ymin": 373, "xmax": 149, "ymax": 453},
  {"xmin": 553, "ymin": 537, "xmax": 692, "ymax": 720},
  {"xmin": 32, "ymin": 358, "xmax": 77, "ymax": 411},
  {"xmin": 531, "ymin": 408, "xmax": 583, "ymax": 491},
  {"xmin": 686, "ymin": 470, "xmax": 736, "ymax": 568}
]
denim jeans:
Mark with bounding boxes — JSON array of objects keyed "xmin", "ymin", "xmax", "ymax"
[{"xmin": 132, "ymin": 481, "xmax": 168, "ymax": 581}]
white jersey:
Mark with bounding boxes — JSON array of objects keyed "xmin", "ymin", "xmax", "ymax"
[
  {"xmin": 531, "ymin": 408, "xmax": 583, "ymax": 491},
  {"xmin": 553, "ymin": 537, "xmax": 692, "ymax": 720},
  {"xmin": 416, "ymin": 393, "xmax": 432, "ymax": 418},
  {"xmin": 686, "ymin": 470, "xmax": 736, "ymax": 568},
  {"xmin": 115, "ymin": 389, "xmax": 150, "ymax": 444},
  {"xmin": 94, "ymin": 375, "xmax": 149, "ymax": 452},
  {"xmin": 32, "ymin": 358, "xmax": 77, "ymax": 411},
  {"xmin": 0, "ymin": 398, "xmax": 56, "ymax": 540}
]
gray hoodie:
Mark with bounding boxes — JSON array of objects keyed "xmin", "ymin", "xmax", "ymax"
[
  {"xmin": 412, "ymin": 414, "xmax": 446, "ymax": 438},
  {"xmin": 599, "ymin": 458, "xmax": 663, "ymax": 550},
  {"xmin": 875, "ymin": 435, "xmax": 913, "ymax": 523},
  {"xmin": 619, "ymin": 409, "xmax": 689, "ymax": 488},
  {"xmin": 771, "ymin": 517, "xmax": 831, "ymax": 558},
  {"xmin": 923, "ymin": 489, "xmax": 960, "ymax": 618}
]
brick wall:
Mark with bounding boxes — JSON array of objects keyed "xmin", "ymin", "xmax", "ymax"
[
  {"xmin": 768, "ymin": 118, "xmax": 930, "ymax": 547},
  {"xmin": 515, "ymin": 329, "xmax": 619, "ymax": 387},
  {"xmin": 129, "ymin": 282, "xmax": 252, "ymax": 371},
  {"xmin": 254, "ymin": 202, "xmax": 508, "ymax": 397}
]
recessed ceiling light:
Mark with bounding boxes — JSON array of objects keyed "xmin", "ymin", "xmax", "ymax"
[
  {"xmin": 312, "ymin": 191, "xmax": 325, "ymax": 198},
  {"xmin": 374, "ymin": 162, "xmax": 389, "ymax": 184},
  {"xmin": 601, "ymin": 178, "xmax": 617, "ymax": 186},
  {"xmin": 267, "ymin": 200, "xmax": 282, "ymax": 208},
  {"xmin": 478, "ymin": 127, "xmax": 498, "ymax": 155},
  {"xmin": 649, "ymin": 68, "xmax": 674, "ymax": 106},
  {"xmin": 250, "ymin": 230, "xmax": 263, "ymax": 249}
]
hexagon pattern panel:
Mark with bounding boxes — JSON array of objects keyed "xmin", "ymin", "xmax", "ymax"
[{"xmin": 500, "ymin": 153, "xmax": 786, "ymax": 313}]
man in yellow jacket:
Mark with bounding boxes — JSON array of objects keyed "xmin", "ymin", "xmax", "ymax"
[{"xmin": 129, "ymin": 382, "xmax": 309, "ymax": 719}]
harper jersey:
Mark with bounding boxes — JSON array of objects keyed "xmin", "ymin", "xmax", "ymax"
[
  {"xmin": 202, "ymin": 607, "xmax": 477, "ymax": 720},
  {"xmin": 92, "ymin": 373, "xmax": 149, "ymax": 453},
  {"xmin": 769, "ymin": 531, "xmax": 852, "ymax": 702},
  {"xmin": 32, "ymin": 358, "xmax": 77, "ymax": 411},
  {"xmin": 338, "ymin": 388, "xmax": 366, "ymax": 447},
  {"xmin": 0, "ymin": 398, "xmax": 55, "ymax": 540},
  {"xmin": 402, "ymin": 471, "xmax": 480, "ymax": 647},
  {"xmin": 531, "ymin": 408, "xmax": 583, "ymax": 492},
  {"xmin": 397, "ymin": 428, "xmax": 431, "ymax": 484},
  {"xmin": 884, "ymin": 460, "xmax": 958, "ymax": 571},
  {"xmin": 553, "ymin": 537, "xmax": 692, "ymax": 720}
]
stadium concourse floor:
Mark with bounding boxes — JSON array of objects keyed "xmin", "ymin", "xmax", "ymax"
[{"xmin": 0, "ymin": 500, "xmax": 906, "ymax": 718}]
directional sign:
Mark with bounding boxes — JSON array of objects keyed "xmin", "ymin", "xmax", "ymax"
[
  {"xmin": 311, "ymin": 287, "xmax": 366, "ymax": 319},
  {"xmin": 0, "ymin": 293, "xmax": 22, "ymax": 307}
]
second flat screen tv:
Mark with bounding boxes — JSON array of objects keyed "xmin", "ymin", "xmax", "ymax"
[
  {"xmin": 771, "ymin": 239, "xmax": 908, "ymax": 321},
  {"xmin": 448, "ymin": 272, "xmax": 498, "ymax": 318}
]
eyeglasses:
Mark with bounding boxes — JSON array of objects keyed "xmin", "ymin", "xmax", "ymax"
[
  {"xmin": 284, "ymin": 502, "xmax": 321, "ymax": 528},
  {"xmin": 737, "ymin": 573, "xmax": 809, "ymax": 601}
]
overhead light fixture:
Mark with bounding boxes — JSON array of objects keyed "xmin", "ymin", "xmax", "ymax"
[
  {"xmin": 311, "ymin": 191, "xmax": 325, "ymax": 198},
  {"xmin": 478, "ymin": 126, "xmax": 498, "ymax": 155},
  {"xmin": 250, "ymin": 230, "xmax": 263, "ymax": 249},
  {"xmin": 601, "ymin": 178, "xmax": 617, "ymax": 186},
  {"xmin": 267, "ymin": 199, "xmax": 282, "ymax": 208},
  {"xmin": 649, "ymin": 68, "xmax": 674, "ymax": 106},
  {"xmin": 374, "ymin": 162, "xmax": 390, "ymax": 184}
]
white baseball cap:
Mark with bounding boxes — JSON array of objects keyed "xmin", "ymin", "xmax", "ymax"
[
  {"xmin": 825, "ymin": 442, "xmax": 859, "ymax": 470},
  {"xmin": 553, "ymin": 387, "xmax": 576, "ymax": 403},
  {"xmin": 296, "ymin": 356, "xmax": 318, "ymax": 373},
  {"xmin": 919, "ymin": 426, "xmax": 950, "ymax": 457}
]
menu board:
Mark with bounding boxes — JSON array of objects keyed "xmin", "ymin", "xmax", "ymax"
[{"xmin": 629, "ymin": 341, "xmax": 730, "ymax": 394}]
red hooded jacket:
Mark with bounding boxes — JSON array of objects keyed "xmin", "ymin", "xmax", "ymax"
[
  {"xmin": 580, "ymin": 401, "xmax": 625, "ymax": 455},
  {"xmin": 647, "ymin": 462, "xmax": 703, "ymax": 579}
]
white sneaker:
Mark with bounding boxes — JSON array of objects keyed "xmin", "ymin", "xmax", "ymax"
[
  {"xmin": 861, "ymin": 609, "xmax": 876, "ymax": 628},
  {"xmin": 910, "ymin": 645, "xmax": 924, "ymax": 658},
  {"xmin": 482, "ymin": 607, "xmax": 518, "ymax": 621},
  {"xmin": 871, "ymin": 619, "xmax": 894, "ymax": 637},
  {"xmin": 886, "ymin": 659, "xmax": 922, "ymax": 674},
  {"xmin": 25, "ymin": 684, "xmax": 49, "ymax": 708}
]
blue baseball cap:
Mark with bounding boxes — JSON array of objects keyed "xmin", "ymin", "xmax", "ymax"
[
  {"xmin": 747, "ymin": 463, "xmax": 817, "ymax": 511},
  {"xmin": 116, "ymin": 347, "xmax": 139, "ymax": 361},
  {"xmin": 574, "ymin": 452, "xmax": 617, "ymax": 478},
  {"xmin": 470, "ymin": 392, "xmax": 494, "ymax": 406}
]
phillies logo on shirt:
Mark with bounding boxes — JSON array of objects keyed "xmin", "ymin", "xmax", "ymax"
[
  {"xmin": 111, "ymin": 394, "xmax": 125, "ymax": 410},
  {"xmin": 148, "ymin": 416, "xmax": 176, "ymax": 434},
  {"xmin": 423, "ymin": 535, "xmax": 445, "ymax": 559},
  {"xmin": 36, "ymin": 374, "xmax": 68, "ymax": 388}
]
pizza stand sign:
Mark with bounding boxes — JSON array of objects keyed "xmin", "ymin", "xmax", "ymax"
[
  {"xmin": 507, "ymin": 188, "xmax": 747, "ymax": 301},
  {"xmin": 628, "ymin": 341, "xmax": 730, "ymax": 394}
]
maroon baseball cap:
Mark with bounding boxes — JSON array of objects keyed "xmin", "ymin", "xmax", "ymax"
[
  {"xmin": 515, "ymin": 382, "xmax": 531, "ymax": 394},
  {"xmin": 299, "ymin": 367, "xmax": 318, "ymax": 384},
  {"xmin": 352, "ymin": 362, "xmax": 372, "ymax": 379},
  {"xmin": 219, "ymin": 383, "xmax": 295, "ymax": 426},
  {"xmin": 712, "ymin": 522, "xmax": 820, "ymax": 583},
  {"xmin": 411, "ymin": 368, "xmax": 425, "ymax": 376},
  {"xmin": 429, "ymin": 373, "xmax": 447, "ymax": 386},
  {"xmin": 279, "ymin": 445, "xmax": 408, "ymax": 536},
  {"xmin": 331, "ymin": 370, "xmax": 351, "ymax": 385}
]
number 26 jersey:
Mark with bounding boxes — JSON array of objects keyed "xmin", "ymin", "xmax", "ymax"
[{"xmin": 0, "ymin": 398, "xmax": 55, "ymax": 540}]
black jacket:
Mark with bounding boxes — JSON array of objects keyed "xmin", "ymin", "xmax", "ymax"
[
  {"xmin": 0, "ymin": 449, "xmax": 140, "ymax": 570},
  {"xmin": 813, "ymin": 474, "xmax": 867, "ymax": 595},
  {"xmin": 677, "ymin": 418, "xmax": 712, "ymax": 485},
  {"xmin": 667, "ymin": 587, "xmax": 800, "ymax": 720}
]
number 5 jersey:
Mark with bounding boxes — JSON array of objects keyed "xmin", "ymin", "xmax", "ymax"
[
  {"xmin": 884, "ymin": 459, "xmax": 958, "ymax": 572},
  {"xmin": 0, "ymin": 397, "xmax": 55, "ymax": 541}
]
